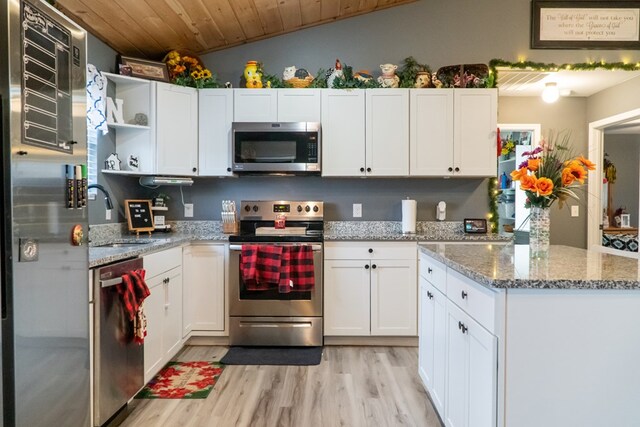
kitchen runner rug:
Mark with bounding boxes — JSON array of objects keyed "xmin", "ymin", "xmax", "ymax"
[
  {"xmin": 220, "ymin": 346, "xmax": 323, "ymax": 366},
  {"xmin": 136, "ymin": 361, "xmax": 224, "ymax": 399}
]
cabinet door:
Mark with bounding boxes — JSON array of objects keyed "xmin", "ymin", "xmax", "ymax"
[
  {"xmin": 409, "ymin": 89, "xmax": 454, "ymax": 176},
  {"xmin": 431, "ymin": 284, "xmax": 448, "ymax": 418},
  {"xmin": 445, "ymin": 301, "xmax": 469, "ymax": 427},
  {"xmin": 366, "ymin": 89, "xmax": 409, "ymax": 176},
  {"xmin": 144, "ymin": 277, "xmax": 165, "ymax": 383},
  {"xmin": 277, "ymin": 89, "xmax": 321, "ymax": 122},
  {"xmin": 198, "ymin": 89, "xmax": 233, "ymax": 176},
  {"xmin": 163, "ymin": 266, "xmax": 183, "ymax": 361},
  {"xmin": 182, "ymin": 244, "xmax": 225, "ymax": 335},
  {"xmin": 324, "ymin": 259, "xmax": 370, "ymax": 335},
  {"xmin": 418, "ymin": 277, "xmax": 431, "ymax": 387},
  {"xmin": 156, "ymin": 83, "xmax": 199, "ymax": 175},
  {"xmin": 370, "ymin": 258, "xmax": 417, "ymax": 336},
  {"xmin": 321, "ymin": 89, "xmax": 366, "ymax": 176},
  {"xmin": 233, "ymin": 89, "xmax": 278, "ymax": 122},
  {"xmin": 453, "ymin": 89, "xmax": 497, "ymax": 177}
]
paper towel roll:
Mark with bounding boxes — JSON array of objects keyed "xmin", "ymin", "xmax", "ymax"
[{"xmin": 402, "ymin": 199, "xmax": 417, "ymax": 234}]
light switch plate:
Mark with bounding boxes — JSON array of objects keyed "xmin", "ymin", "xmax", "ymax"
[
  {"xmin": 353, "ymin": 203, "xmax": 362, "ymax": 218},
  {"xmin": 571, "ymin": 205, "xmax": 579, "ymax": 217},
  {"xmin": 184, "ymin": 203, "xmax": 194, "ymax": 218},
  {"xmin": 105, "ymin": 209, "xmax": 111, "ymax": 221}
]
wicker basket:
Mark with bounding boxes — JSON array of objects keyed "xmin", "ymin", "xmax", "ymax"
[{"xmin": 285, "ymin": 76, "xmax": 314, "ymax": 88}]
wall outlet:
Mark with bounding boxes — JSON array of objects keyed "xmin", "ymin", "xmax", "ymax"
[
  {"xmin": 571, "ymin": 205, "xmax": 579, "ymax": 217},
  {"xmin": 353, "ymin": 203, "xmax": 362, "ymax": 218},
  {"xmin": 184, "ymin": 203, "xmax": 194, "ymax": 218},
  {"xmin": 105, "ymin": 209, "xmax": 111, "ymax": 221}
]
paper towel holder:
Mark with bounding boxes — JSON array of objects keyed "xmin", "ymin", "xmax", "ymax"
[{"xmin": 436, "ymin": 201, "xmax": 446, "ymax": 221}]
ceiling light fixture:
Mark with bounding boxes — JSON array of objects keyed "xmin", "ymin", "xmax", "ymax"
[{"xmin": 542, "ymin": 82, "xmax": 560, "ymax": 103}]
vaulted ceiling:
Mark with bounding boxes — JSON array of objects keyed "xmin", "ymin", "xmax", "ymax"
[{"xmin": 54, "ymin": 0, "xmax": 416, "ymax": 60}]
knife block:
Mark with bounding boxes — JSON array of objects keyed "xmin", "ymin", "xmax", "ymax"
[{"xmin": 223, "ymin": 215, "xmax": 238, "ymax": 234}]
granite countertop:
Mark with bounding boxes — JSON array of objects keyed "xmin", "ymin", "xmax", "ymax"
[{"xmin": 419, "ymin": 243, "xmax": 640, "ymax": 290}]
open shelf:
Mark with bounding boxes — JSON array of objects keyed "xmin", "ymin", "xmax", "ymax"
[
  {"xmin": 107, "ymin": 122, "xmax": 150, "ymax": 130},
  {"xmin": 101, "ymin": 169, "xmax": 150, "ymax": 176}
]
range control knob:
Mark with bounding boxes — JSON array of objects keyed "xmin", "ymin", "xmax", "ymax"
[
  {"xmin": 305, "ymin": 205, "xmax": 311, "ymax": 212},
  {"xmin": 252, "ymin": 205, "xmax": 259, "ymax": 212},
  {"xmin": 313, "ymin": 205, "xmax": 319, "ymax": 212},
  {"xmin": 244, "ymin": 205, "xmax": 251, "ymax": 212},
  {"xmin": 297, "ymin": 205, "xmax": 303, "ymax": 213}
]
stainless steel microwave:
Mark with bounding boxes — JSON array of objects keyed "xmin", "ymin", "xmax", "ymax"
[{"xmin": 231, "ymin": 122, "xmax": 321, "ymax": 174}]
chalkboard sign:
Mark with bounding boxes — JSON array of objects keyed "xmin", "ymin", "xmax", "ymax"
[{"xmin": 125, "ymin": 199, "xmax": 154, "ymax": 234}]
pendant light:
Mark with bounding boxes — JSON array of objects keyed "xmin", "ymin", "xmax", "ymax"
[{"xmin": 542, "ymin": 82, "xmax": 560, "ymax": 103}]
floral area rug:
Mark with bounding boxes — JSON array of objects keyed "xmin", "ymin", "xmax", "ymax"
[{"xmin": 136, "ymin": 361, "xmax": 224, "ymax": 399}]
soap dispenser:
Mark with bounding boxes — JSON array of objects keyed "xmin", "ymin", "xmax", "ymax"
[{"xmin": 436, "ymin": 201, "xmax": 446, "ymax": 221}]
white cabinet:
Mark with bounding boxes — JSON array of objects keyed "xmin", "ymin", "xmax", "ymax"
[
  {"xmin": 143, "ymin": 247, "xmax": 183, "ymax": 383},
  {"xmin": 156, "ymin": 82, "xmax": 198, "ymax": 176},
  {"xmin": 233, "ymin": 89, "xmax": 278, "ymax": 122},
  {"xmin": 410, "ymin": 89, "xmax": 497, "ymax": 177},
  {"xmin": 321, "ymin": 89, "xmax": 366, "ymax": 176},
  {"xmin": 198, "ymin": 89, "xmax": 234, "ymax": 176},
  {"xmin": 324, "ymin": 242, "xmax": 417, "ymax": 336},
  {"xmin": 365, "ymin": 89, "xmax": 409, "ymax": 176},
  {"xmin": 322, "ymin": 89, "xmax": 409, "ymax": 177},
  {"xmin": 277, "ymin": 89, "xmax": 321, "ymax": 122},
  {"xmin": 101, "ymin": 73, "xmax": 156, "ymax": 174},
  {"xmin": 182, "ymin": 244, "xmax": 225, "ymax": 335}
]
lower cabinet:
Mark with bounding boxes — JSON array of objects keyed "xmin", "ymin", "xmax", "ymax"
[
  {"xmin": 182, "ymin": 244, "xmax": 225, "ymax": 336},
  {"xmin": 143, "ymin": 247, "xmax": 184, "ymax": 383},
  {"xmin": 324, "ymin": 242, "xmax": 417, "ymax": 336}
]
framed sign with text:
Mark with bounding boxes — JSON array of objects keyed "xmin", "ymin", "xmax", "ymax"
[{"xmin": 532, "ymin": 1, "xmax": 640, "ymax": 49}]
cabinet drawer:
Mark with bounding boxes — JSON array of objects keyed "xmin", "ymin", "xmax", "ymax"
[
  {"xmin": 447, "ymin": 268, "xmax": 496, "ymax": 333},
  {"xmin": 144, "ymin": 246, "xmax": 182, "ymax": 279},
  {"xmin": 324, "ymin": 241, "xmax": 416, "ymax": 260},
  {"xmin": 419, "ymin": 253, "xmax": 446, "ymax": 294}
]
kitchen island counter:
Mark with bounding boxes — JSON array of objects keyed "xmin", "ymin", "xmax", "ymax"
[{"xmin": 419, "ymin": 242, "xmax": 640, "ymax": 290}]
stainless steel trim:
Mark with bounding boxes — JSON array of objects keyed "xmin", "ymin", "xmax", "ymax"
[
  {"xmin": 229, "ymin": 316, "xmax": 323, "ymax": 346},
  {"xmin": 232, "ymin": 122, "xmax": 320, "ymax": 132},
  {"xmin": 239, "ymin": 321, "xmax": 313, "ymax": 328},
  {"xmin": 229, "ymin": 244, "xmax": 322, "ymax": 251},
  {"xmin": 100, "ymin": 277, "xmax": 122, "ymax": 288}
]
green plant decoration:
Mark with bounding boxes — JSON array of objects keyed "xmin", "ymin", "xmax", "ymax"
[
  {"xmin": 256, "ymin": 62, "xmax": 286, "ymax": 88},
  {"xmin": 332, "ymin": 63, "xmax": 381, "ymax": 89},
  {"xmin": 488, "ymin": 177, "xmax": 499, "ymax": 233},
  {"xmin": 397, "ymin": 56, "xmax": 432, "ymax": 88},
  {"xmin": 308, "ymin": 69, "xmax": 328, "ymax": 88}
]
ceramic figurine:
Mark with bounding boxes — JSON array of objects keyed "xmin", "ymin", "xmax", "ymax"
[
  {"xmin": 377, "ymin": 63, "xmax": 400, "ymax": 88},
  {"xmin": 283, "ymin": 66, "xmax": 296, "ymax": 81},
  {"xmin": 354, "ymin": 70, "xmax": 373, "ymax": 83},
  {"xmin": 244, "ymin": 60, "xmax": 263, "ymax": 88},
  {"xmin": 326, "ymin": 59, "xmax": 344, "ymax": 88},
  {"xmin": 414, "ymin": 71, "xmax": 432, "ymax": 88},
  {"xmin": 431, "ymin": 72, "xmax": 443, "ymax": 88}
]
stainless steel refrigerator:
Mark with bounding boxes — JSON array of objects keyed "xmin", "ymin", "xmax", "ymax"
[{"xmin": 1, "ymin": 1, "xmax": 90, "ymax": 426}]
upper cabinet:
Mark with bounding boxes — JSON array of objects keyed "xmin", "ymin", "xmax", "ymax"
[
  {"xmin": 156, "ymin": 82, "xmax": 199, "ymax": 176},
  {"xmin": 198, "ymin": 89, "xmax": 234, "ymax": 176},
  {"xmin": 101, "ymin": 73, "xmax": 156, "ymax": 174},
  {"xmin": 366, "ymin": 89, "xmax": 409, "ymax": 176},
  {"xmin": 233, "ymin": 89, "xmax": 321, "ymax": 122},
  {"xmin": 410, "ymin": 88, "xmax": 497, "ymax": 177}
]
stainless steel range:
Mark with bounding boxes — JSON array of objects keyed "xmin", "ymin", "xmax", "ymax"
[{"xmin": 228, "ymin": 200, "xmax": 324, "ymax": 346}]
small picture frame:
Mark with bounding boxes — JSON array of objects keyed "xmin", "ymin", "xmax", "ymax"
[
  {"xmin": 118, "ymin": 55, "xmax": 170, "ymax": 82},
  {"xmin": 125, "ymin": 199, "xmax": 155, "ymax": 235},
  {"xmin": 621, "ymin": 214, "xmax": 631, "ymax": 228},
  {"xmin": 464, "ymin": 218, "xmax": 488, "ymax": 234}
]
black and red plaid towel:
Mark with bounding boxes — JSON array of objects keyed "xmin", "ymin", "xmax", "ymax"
[
  {"xmin": 241, "ymin": 245, "xmax": 315, "ymax": 292},
  {"xmin": 279, "ymin": 245, "xmax": 315, "ymax": 293},
  {"xmin": 118, "ymin": 269, "xmax": 150, "ymax": 344}
]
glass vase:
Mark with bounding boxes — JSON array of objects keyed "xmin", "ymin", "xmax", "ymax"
[{"xmin": 529, "ymin": 206, "xmax": 551, "ymax": 258}]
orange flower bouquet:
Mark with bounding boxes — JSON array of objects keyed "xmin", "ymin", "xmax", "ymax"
[
  {"xmin": 510, "ymin": 130, "xmax": 596, "ymax": 209},
  {"xmin": 164, "ymin": 50, "xmax": 220, "ymax": 88}
]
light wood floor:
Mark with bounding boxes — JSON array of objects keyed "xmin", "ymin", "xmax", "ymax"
[{"xmin": 119, "ymin": 345, "xmax": 443, "ymax": 427}]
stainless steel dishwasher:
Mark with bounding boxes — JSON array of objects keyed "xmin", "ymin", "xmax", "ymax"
[{"xmin": 93, "ymin": 257, "xmax": 144, "ymax": 426}]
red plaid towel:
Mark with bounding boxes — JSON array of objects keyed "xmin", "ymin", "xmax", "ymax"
[
  {"xmin": 278, "ymin": 245, "xmax": 315, "ymax": 293},
  {"xmin": 241, "ymin": 245, "xmax": 283, "ymax": 290},
  {"xmin": 118, "ymin": 269, "xmax": 150, "ymax": 344}
]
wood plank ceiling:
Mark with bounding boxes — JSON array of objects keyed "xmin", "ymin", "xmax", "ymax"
[{"xmin": 54, "ymin": 0, "xmax": 417, "ymax": 60}]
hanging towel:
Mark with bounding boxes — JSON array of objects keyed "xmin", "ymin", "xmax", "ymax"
[
  {"xmin": 86, "ymin": 64, "xmax": 109, "ymax": 135},
  {"xmin": 118, "ymin": 269, "xmax": 150, "ymax": 344},
  {"xmin": 241, "ymin": 245, "xmax": 283, "ymax": 290},
  {"xmin": 279, "ymin": 245, "xmax": 315, "ymax": 293}
]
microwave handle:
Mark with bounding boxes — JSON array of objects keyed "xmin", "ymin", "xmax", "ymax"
[{"xmin": 229, "ymin": 244, "xmax": 322, "ymax": 252}]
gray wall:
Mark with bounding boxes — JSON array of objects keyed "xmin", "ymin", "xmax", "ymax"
[{"xmin": 604, "ymin": 134, "xmax": 640, "ymax": 227}]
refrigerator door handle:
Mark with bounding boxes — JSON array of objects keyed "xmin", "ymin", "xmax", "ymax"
[{"xmin": 0, "ymin": 92, "xmax": 5, "ymax": 320}]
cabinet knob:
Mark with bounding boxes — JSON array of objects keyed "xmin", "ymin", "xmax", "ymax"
[
  {"xmin": 371, "ymin": 264, "xmax": 377, "ymax": 269},
  {"xmin": 16, "ymin": 150, "xmax": 28, "ymax": 156},
  {"xmin": 458, "ymin": 321, "xmax": 468, "ymax": 333},
  {"xmin": 192, "ymin": 167, "xmax": 197, "ymax": 172},
  {"xmin": 227, "ymin": 167, "xmax": 232, "ymax": 172},
  {"xmin": 368, "ymin": 248, "xmax": 373, "ymax": 253},
  {"xmin": 360, "ymin": 167, "xmax": 365, "ymax": 173},
  {"xmin": 454, "ymin": 167, "xmax": 460, "ymax": 172},
  {"xmin": 366, "ymin": 167, "xmax": 371, "ymax": 173},
  {"xmin": 427, "ymin": 267, "xmax": 433, "ymax": 273},
  {"xmin": 68, "ymin": 140, "xmax": 78, "ymax": 145},
  {"xmin": 427, "ymin": 291, "xmax": 433, "ymax": 299},
  {"xmin": 447, "ymin": 167, "xmax": 453, "ymax": 172},
  {"xmin": 365, "ymin": 264, "xmax": 370, "ymax": 269},
  {"xmin": 461, "ymin": 290, "xmax": 468, "ymax": 299}
]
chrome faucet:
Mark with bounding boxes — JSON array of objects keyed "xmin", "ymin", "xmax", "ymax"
[{"xmin": 88, "ymin": 184, "xmax": 114, "ymax": 210}]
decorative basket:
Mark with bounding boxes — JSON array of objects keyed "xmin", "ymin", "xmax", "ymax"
[{"xmin": 285, "ymin": 76, "xmax": 314, "ymax": 88}]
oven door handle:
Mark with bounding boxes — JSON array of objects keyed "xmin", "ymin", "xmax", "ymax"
[{"xmin": 229, "ymin": 244, "xmax": 323, "ymax": 252}]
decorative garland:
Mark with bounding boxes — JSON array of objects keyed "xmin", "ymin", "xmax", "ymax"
[{"xmin": 488, "ymin": 177, "xmax": 499, "ymax": 234}]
